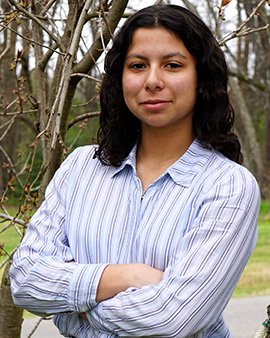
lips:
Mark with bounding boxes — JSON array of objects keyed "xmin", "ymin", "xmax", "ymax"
[
  {"xmin": 141, "ymin": 99, "xmax": 171, "ymax": 110},
  {"xmin": 142, "ymin": 99, "xmax": 169, "ymax": 104}
]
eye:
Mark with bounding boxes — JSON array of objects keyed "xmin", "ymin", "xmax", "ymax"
[
  {"xmin": 130, "ymin": 63, "xmax": 146, "ymax": 70},
  {"xmin": 165, "ymin": 63, "xmax": 182, "ymax": 69}
]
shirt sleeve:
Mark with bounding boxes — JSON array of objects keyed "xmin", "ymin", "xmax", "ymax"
[
  {"xmin": 85, "ymin": 167, "xmax": 260, "ymax": 337},
  {"xmin": 9, "ymin": 148, "xmax": 108, "ymax": 316}
]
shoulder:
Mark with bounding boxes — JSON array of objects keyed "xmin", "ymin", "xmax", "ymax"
[
  {"xmin": 209, "ymin": 149, "xmax": 257, "ymax": 182},
  {"xmin": 202, "ymin": 148, "xmax": 260, "ymax": 204},
  {"xmin": 189, "ymin": 140, "xmax": 258, "ymax": 187},
  {"xmin": 49, "ymin": 145, "xmax": 102, "ymax": 185},
  {"xmin": 58, "ymin": 145, "xmax": 99, "ymax": 171},
  {"xmin": 65, "ymin": 144, "xmax": 98, "ymax": 163}
]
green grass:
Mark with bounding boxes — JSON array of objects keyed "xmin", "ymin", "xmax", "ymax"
[
  {"xmin": 1, "ymin": 202, "xmax": 270, "ymax": 298},
  {"xmin": 0, "ymin": 206, "xmax": 24, "ymax": 265},
  {"xmin": 233, "ymin": 200, "xmax": 270, "ymax": 297},
  {"xmin": 0, "ymin": 224, "xmax": 23, "ymax": 260}
]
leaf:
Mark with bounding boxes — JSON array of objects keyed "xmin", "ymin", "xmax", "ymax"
[{"xmin": 221, "ymin": 0, "xmax": 232, "ymax": 6}]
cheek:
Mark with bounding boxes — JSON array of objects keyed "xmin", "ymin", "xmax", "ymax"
[
  {"xmin": 175, "ymin": 78, "xmax": 198, "ymax": 101},
  {"xmin": 174, "ymin": 73, "xmax": 197, "ymax": 91},
  {"xmin": 122, "ymin": 77, "xmax": 141, "ymax": 106}
]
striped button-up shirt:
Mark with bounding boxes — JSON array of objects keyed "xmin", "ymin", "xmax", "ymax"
[{"xmin": 10, "ymin": 139, "xmax": 260, "ymax": 337}]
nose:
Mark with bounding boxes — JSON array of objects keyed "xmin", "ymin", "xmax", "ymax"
[{"xmin": 145, "ymin": 66, "xmax": 164, "ymax": 91}]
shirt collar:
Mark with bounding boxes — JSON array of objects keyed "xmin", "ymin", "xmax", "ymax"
[
  {"xmin": 167, "ymin": 139, "xmax": 211, "ymax": 187},
  {"xmin": 111, "ymin": 139, "xmax": 212, "ymax": 188},
  {"xmin": 111, "ymin": 144, "xmax": 137, "ymax": 177}
]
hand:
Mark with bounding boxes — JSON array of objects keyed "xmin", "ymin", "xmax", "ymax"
[
  {"xmin": 79, "ymin": 312, "xmax": 87, "ymax": 320},
  {"xmin": 126, "ymin": 263, "xmax": 163, "ymax": 288}
]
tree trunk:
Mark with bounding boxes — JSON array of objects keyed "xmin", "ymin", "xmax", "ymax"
[
  {"xmin": 0, "ymin": 0, "xmax": 19, "ymax": 190},
  {"xmin": 39, "ymin": 0, "xmax": 129, "ymax": 203},
  {"xmin": 0, "ymin": 259, "xmax": 23, "ymax": 338},
  {"xmin": 228, "ymin": 76, "xmax": 263, "ymax": 182}
]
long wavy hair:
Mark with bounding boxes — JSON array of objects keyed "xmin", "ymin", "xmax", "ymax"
[{"xmin": 94, "ymin": 4, "xmax": 243, "ymax": 166}]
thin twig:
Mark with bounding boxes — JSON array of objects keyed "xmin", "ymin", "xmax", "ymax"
[
  {"xmin": 72, "ymin": 92, "xmax": 99, "ymax": 108},
  {"xmin": 8, "ymin": 0, "xmax": 65, "ymax": 51},
  {"xmin": 0, "ymin": 116, "xmax": 15, "ymax": 130},
  {"xmin": 0, "ymin": 109, "xmax": 39, "ymax": 116},
  {"xmin": 30, "ymin": 162, "xmax": 44, "ymax": 192},
  {"xmin": 48, "ymin": 0, "xmax": 94, "ymax": 151},
  {"xmin": 40, "ymin": 0, "xmax": 58, "ymax": 17},
  {"xmin": 70, "ymin": 73, "xmax": 102, "ymax": 83},
  {"xmin": 0, "ymin": 213, "xmax": 25, "ymax": 228},
  {"xmin": 0, "ymin": 116, "xmax": 16, "ymax": 142},
  {"xmin": 67, "ymin": 124, "xmax": 85, "ymax": 151},
  {"xmin": 98, "ymin": 10, "xmax": 106, "ymax": 52},
  {"xmin": 0, "ymin": 207, "xmax": 25, "ymax": 237},
  {"xmin": 2, "ymin": 98, "xmax": 18, "ymax": 113},
  {"xmin": 68, "ymin": 111, "xmax": 100, "ymax": 129},
  {"xmin": 0, "ymin": 23, "xmax": 65, "ymax": 56},
  {"xmin": 99, "ymin": 0, "xmax": 113, "ymax": 40},
  {"xmin": 218, "ymin": 0, "xmax": 269, "ymax": 46},
  {"xmin": 235, "ymin": 24, "xmax": 270, "ymax": 37},
  {"xmin": 27, "ymin": 316, "xmax": 53, "ymax": 338},
  {"xmin": 0, "ymin": 245, "xmax": 21, "ymax": 270},
  {"xmin": 0, "ymin": 26, "xmax": 11, "ymax": 61},
  {"xmin": 17, "ymin": 150, "xmax": 33, "ymax": 176},
  {"xmin": 0, "ymin": 144, "xmax": 24, "ymax": 189}
]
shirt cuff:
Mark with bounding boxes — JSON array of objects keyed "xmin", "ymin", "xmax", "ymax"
[
  {"xmin": 86, "ymin": 303, "xmax": 115, "ymax": 333},
  {"xmin": 68, "ymin": 263, "xmax": 109, "ymax": 312}
]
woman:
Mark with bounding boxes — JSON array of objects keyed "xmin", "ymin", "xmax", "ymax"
[{"xmin": 10, "ymin": 4, "xmax": 260, "ymax": 337}]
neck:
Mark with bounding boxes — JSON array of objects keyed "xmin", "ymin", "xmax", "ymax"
[
  {"xmin": 136, "ymin": 126, "xmax": 194, "ymax": 192},
  {"xmin": 138, "ymin": 125, "xmax": 195, "ymax": 162}
]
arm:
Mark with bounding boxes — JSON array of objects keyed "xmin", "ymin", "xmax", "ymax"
[
  {"xmin": 95, "ymin": 263, "xmax": 163, "ymax": 303},
  {"xmin": 9, "ymin": 148, "xmax": 107, "ymax": 316},
  {"xmin": 85, "ymin": 169, "xmax": 260, "ymax": 337},
  {"xmin": 79, "ymin": 263, "xmax": 163, "ymax": 319}
]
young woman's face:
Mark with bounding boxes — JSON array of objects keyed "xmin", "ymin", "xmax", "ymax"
[{"xmin": 122, "ymin": 27, "xmax": 198, "ymax": 135}]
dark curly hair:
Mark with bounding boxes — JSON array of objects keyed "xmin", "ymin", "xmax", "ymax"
[{"xmin": 94, "ymin": 4, "xmax": 243, "ymax": 166}]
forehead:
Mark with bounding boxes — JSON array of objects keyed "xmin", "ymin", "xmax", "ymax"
[
  {"xmin": 126, "ymin": 27, "xmax": 194, "ymax": 61},
  {"xmin": 128, "ymin": 26, "xmax": 181, "ymax": 48}
]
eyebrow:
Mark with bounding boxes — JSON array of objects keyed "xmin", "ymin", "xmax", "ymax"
[{"xmin": 125, "ymin": 52, "xmax": 188, "ymax": 61}]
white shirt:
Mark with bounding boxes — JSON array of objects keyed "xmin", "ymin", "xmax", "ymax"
[{"xmin": 10, "ymin": 139, "xmax": 260, "ymax": 337}]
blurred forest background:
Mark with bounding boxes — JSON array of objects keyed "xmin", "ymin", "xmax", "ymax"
[{"xmin": 0, "ymin": 0, "xmax": 269, "ymax": 337}]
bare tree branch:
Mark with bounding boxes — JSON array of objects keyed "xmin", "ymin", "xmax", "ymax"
[
  {"xmin": 70, "ymin": 73, "xmax": 102, "ymax": 83},
  {"xmin": 99, "ymin": 0, "xmax": 113, "ymax": 41},
  {"xmin": 229, "ymin": 70, "xmax": 267, "ymax": 91},
  {"xmin": 0, "ymin": 144, "xmax": 24, "ymax": 189},
  {"xmin": 0, "ymin": 116, "xmax": 15, "ymax": 142},
  {"xmin": 0, "ymin": 117, "xmax": 14, "ymax": 131},
  {"xmin": 7, "ymin": 0, "xmax": 65, "ymax": 51},
  {"xmin": 26, "ymin": 316, "xmax": 54, "ymax": 338},
  {"xmin": 0, "ymin": 109, "xmax": 38, "ymax": 116},
  {"xmin": 180, "ymin": 0, "xmax": 200, "ymax": 16},
  {"xmin": 41, "ymin": 0, "xmax": 94, "ymax": 151},
  {"xmin": 72, "ymin": 92, "xmax": 99, "ymax": 108},
  {"xmin": 0, "ymin": 245, "xmax": 21, "ymax": 270},
  {"xmin": 0, "ymin": 23, "xmax": 65, "ymax": 56},
  {"xmin": 38, "ymin": 40, "xmax": 61, "ymax": 72},
  {"xmin": 40, "ymin": 0, "xmax": 58, "ymax": 17},
  {"xmin": 68, "ymin": 111, "xmax": 100, "ymax": 129},
  {"xmin": 218, "ymin": 0, "xmax": 269, "ymax": 46},
  {"xmin": 73, "ymin": 0, "xmax": 129, "ymax": 75},
  {"xmin": 234, "ymin": 24, "xmax": 270, "ymax": 38},
  {"xmin": 0, "ymin": 213, "xmax": 25, "ymax": 227},
  {"xmin": 0, "ymin": 27, "xmax": 11, "ymax": 61}
]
